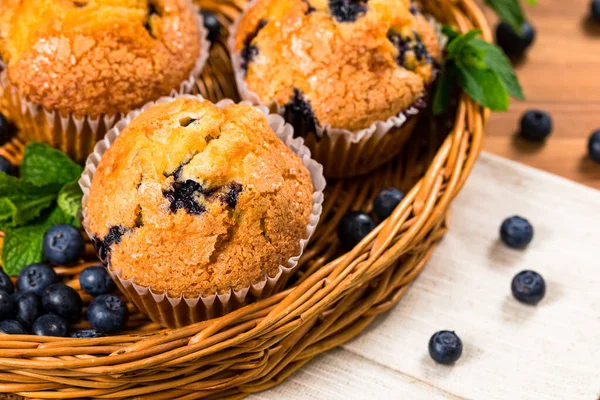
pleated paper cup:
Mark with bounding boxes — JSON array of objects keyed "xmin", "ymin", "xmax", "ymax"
[
  {"xmin": 228, "ymin": 3, "xmax": 441, "ymax": 178},
  {"xmin": 79, "ymin": 95, "xmax": 326, "ymax": 328},
  {"xmin": 0, "ymin": 1, "xmax": 210, "ymax": 164}
]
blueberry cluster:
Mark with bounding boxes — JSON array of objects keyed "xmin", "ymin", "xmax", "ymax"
[
  {"xmin": 387, "ymin": 31, "xmax": 433, "ymax": 71},
  {"xmin": 93, "ymin": 225, "xmax": 128, "ymax": 264},
  {"xmin": 0, "ymin": 263, "xmax": 126, "ymax": 337},
  {"xmin": 240, "ymin": 19, "xmax": 267, "ymax": 74},
  {"xmin": 329, "ymin": 0, "xmax": 368, "ymax": 23},
  {"xmin": 282, "ymin": 89, "xmax": 318, "ymax": 138},
  {"xmin": 337, "ymin": 187, "xmax": 405, "ymax": 250},
  {"xmin": 162, "ymin": 179, "xmax": 244, "ymax": 216}
]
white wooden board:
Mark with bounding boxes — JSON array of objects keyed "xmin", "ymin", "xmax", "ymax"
[{"xmin": 249, "ymin": 152, "xmax": 600, "ymax": 400}]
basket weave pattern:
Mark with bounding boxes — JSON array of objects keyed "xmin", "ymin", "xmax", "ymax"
[{"xmin": 0, "ymin": 0, "xmax": 489, "ymax": 398}]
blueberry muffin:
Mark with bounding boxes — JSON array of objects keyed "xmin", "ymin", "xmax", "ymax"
[
  {"xmin": 84, "ymin": 98, "xmax": 315, "ymax": 299},
  {"xmin": 0, "ymin": 0, "xmax": 206, "ymax": 162},
  {"xmin": 231, "ymin": 0, "xmax": 442, "ymax": 177}
]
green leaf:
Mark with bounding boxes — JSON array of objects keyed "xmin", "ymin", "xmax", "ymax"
[
  {"xmin": 1, "ymin": 224, "xmax": 46, "ymax": 276},
  {"xmin": 57, "ymin": 181, "xmax": 83, "ymax": 227},
  {"xmin": 472, "ymin": 39, "xmax": 524, "ymax": 100},
  {"xmin": 446, "ymin": 29, "xmax": 482, "ymax": 56},
  {"xmin": 455, "ymin": 64, "xmax": 510, "ymax": 111},
  {"xmin": 442, "ymin": 25, "xmax": 460, "ymax": 42},
  {"xmin": 485, "ymin": 0, "xmax": 525, "ymax": 33},
  {"xmin": 1, "ymin": 206, "xmax": 71, "ymax": 276},
  {"xmin": 0, "ymin": 194, "xmax": 56, "ymax": 229},
  {"xmin": 523, "ymin": 0, "xmax": 537, "ymax": 5},
  {"xmin": 20, "ymin": 142, "xmax": 83, "ymax": 187},
  {"xmin": 0, "ymin": 173, "xmax": 43, "ymax": 197},
  {"xmin": 433, "ymin": 65, "xmax": 455, "ymax": 115}
]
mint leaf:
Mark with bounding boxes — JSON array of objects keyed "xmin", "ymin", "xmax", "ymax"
[
  {"xmin": 473, "ymin": 39, "xmax": 524, "ymax": 100},
  {"xmin": 1, "ymin": 206, "xmax": 71, "ymax": 276},
  {"xmin": 455, "ymin": 64, "xmax": 509, "ymax": 111},
  {"xmin": 0, "ymin": 199, "xmax": 16, "ymax": 229},
  {"xmin": 0, "ymin": 173, "xmax": 47, "ymax": 196},
  {"xmin": 436, "ymin": 28, "xmax": 523, "ymax": 113},
  {"xmin": 57, "ymin": 181, "xmax": 83, "ymax": 227},
  {"xmin": 433, "ymin": 65, "xmax": 454, "ymax": 115},
  {"xmin": 446, "ymin": 29, "xmax": 482, "ymax": 55},
  {"xmin": 485, "ymin": 0, "xmax": 525, "ymax": 33},
  {"xmin": 442, "ymin": 25, "xmax": 460, "ymax": 42},
  {"xmin": 20, "ymin": 142, "xmax": 83, "ymax": 187},
  {"xmin": 0, "ymin": 195, "xmax": 56, "ymax": 229},
  {"xmin": 2, "ymin": 224, "xmax": 46, "ymax": 276}
]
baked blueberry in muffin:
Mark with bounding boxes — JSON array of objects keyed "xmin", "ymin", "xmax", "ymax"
[{"xmin": 84, "ymin": 98, "xmax": 315, "ymax": 298}]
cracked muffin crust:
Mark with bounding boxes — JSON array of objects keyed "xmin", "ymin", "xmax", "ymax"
[
  {"xmin": 0, "ymin": 0, "xmax": 201, "ymax": 118},
  {"xmin": 84, "ymin": 98, "xmax": 314, "ymax": 298},
  {"xmin": 233, "ymin": 0, "xmax": 441, "ymax": 133}
]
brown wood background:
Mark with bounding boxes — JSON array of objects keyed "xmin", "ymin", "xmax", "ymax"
[{"xmin": 482, "ymin": 0, "xmax": 600, "ymax": 189}]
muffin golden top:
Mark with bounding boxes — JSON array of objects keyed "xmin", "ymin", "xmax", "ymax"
[
  {"xmin": 85, "ymin": 98, "xmax": 314, "ymax": 298},
  {"xmin": 233, "ymin": 0, "xmax": 441, "ymax": 132},
  {"xmin": 0, "ymin": 0, "xmax": 201, "ymax": 118}
]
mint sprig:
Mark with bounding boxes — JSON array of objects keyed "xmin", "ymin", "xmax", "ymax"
[
  {"xmin": 0, "ymin": 143, "xmax": 84, "ymax": 275},
  {"xmin": 485, "ymin": 0, "xmax": 538, "ymax": 34},
  {"xmin": 434, "ymin": 26, "xmax": 524, "ymax": 114}
]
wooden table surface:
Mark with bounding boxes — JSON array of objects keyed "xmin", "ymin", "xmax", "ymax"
[{"xmin": 483, "ymin": 0, "xmax": 600, "ymax": 189}]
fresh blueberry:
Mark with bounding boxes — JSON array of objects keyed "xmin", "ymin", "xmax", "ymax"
[
  {"xmin": 520, "ymin": 110, "xmax": 552, "ymax": 141},
  {"xmin": 201, "ymin": 10, "xmax": 221, "ymax": 42},
  {"xmin": 512, "ymin": 270, "xmax": 546, "ymax": 305},
  {"xmin": 592, "ymin": 0, "xmax": 600, "ymax": 22},
  {"xmin": 428, "ymin": 330, "xmax": 463, "ymax": 365},
  {"xmin": 588, "ymin": 130, "xmax": 600, "ymax": 163},
  {"xmin": 0, "ymin": 270, "xmax": 14, "ymax": 294},
  {"xmin": 496, "ymin": 21, "xmax": 536, "ymax": 57},
  {"xmin": 79, "ymin": 266, "xmax": 115, "ymax": 296},
  {"xmin": 43, "ymin": 224, "xmax": 85, "ymax": 265},
  {"xmin": 373, "ymin": 188, "xmax": 405, "ymax": 220},
  {"xmin": 15, "ymin": 292, "xmax": 42, "ymax": 330},
  {"xmin": 87, "ymin": 295, "xmax": 128, "ymax": 334},
  {"xmin": 42, "ymin": 284, "xmax": 82, "ymax": 321},
  {"xmin": 32, "ymin": 314, "xmax": 69, "ymax": 337},
  {"xmin": 500, "ymin": 216, "xmax": 534, "ymax": 249},
  {"xmin": 72, "ymin": 329, "xmax": 105, "ymax": 339},
  {"xmin": 0, "ymin": 320, "xmax": 26, "ymax": 335},
  {"xmin": 17, "ymin": 263, "xmax": 58, "ymax": 297},
  {"xmin": 0, "ymin": 290, "xmax": 15, "ymax": 320},
  {"xmin": 0, "ymin": 155, "xmax": 15, "ymax": 176},
  {"xmin": 338, "ymin": 211, "xmax": 376, "ymax": 250}
]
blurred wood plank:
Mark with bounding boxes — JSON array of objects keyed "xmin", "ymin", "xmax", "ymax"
[{"xmin": 482, "ymin": 0, "xmax": 600, "ymax": 189}]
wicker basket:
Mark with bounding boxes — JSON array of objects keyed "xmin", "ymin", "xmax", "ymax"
[{"xmin": 0, "ymin": 0, "xmax": 489, "ymax": 398}]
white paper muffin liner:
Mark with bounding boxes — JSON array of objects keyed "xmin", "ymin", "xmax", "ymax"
[
  {"xmin": 79, "ymin": 94, "xmax": 326, "ymax": 328},
  {"xmin": 227, "ymin": 2, "xmax": 444, "ymax": 178},
  {"xmin": 0, "ymin": 0, "xmax": 211, "ymax": 164}
]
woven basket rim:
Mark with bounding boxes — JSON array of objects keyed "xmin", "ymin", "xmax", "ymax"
[{"xmin": 0, "ymin": 0, "xmax": 491, "ymax": 397}]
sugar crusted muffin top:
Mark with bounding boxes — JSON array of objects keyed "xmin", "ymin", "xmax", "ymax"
[
  {"xmin": 85, "ymin": 98, "xmax": 314, "ymax": 298},
  {"xmin": 233, "ymin": 0, "xmax": 441, "ymax": 133},
  {"xmin": 0, "ymin": 0, "xmax": 201, "ymax": 118}
]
